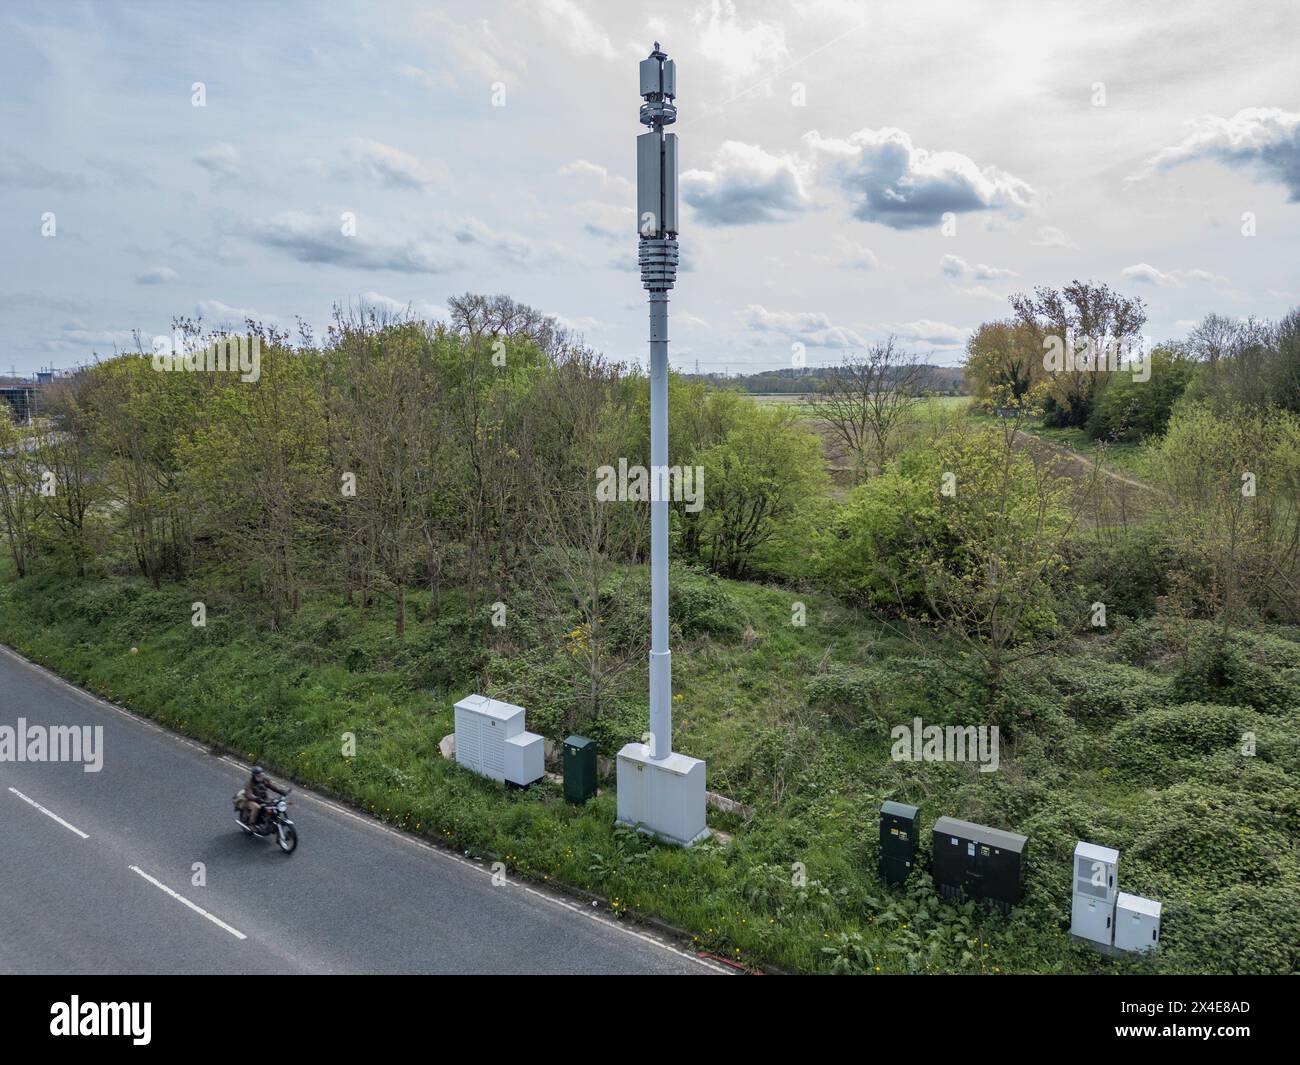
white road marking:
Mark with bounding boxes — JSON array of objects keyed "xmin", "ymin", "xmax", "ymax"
[
  {"xmin": 7, "ymin": 786, "xmax": 89, "ymax": 840},
  {"xmin": 128, "ymin": 866, "xmax": 247, "ymax": 941},
  {"xmin": 215, "ymin": 756, "xmax": 723, "ymax": 972}
]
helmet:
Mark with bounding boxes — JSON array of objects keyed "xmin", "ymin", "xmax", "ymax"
[{"xmin": 251, "ymin": 766, "xmax": 264, "ymax": 778}]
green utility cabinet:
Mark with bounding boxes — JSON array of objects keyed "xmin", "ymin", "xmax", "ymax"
[
  {"xmin": 879, "ymin": 800, "xmax": 920, "ymax": 887},
  {"xmin": 563, "ymin": 735, "xmax": 598, "ymax": 804}
]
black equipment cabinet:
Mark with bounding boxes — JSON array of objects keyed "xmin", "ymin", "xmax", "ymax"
[{"xmin": 931, "ymin": 816, "xmax": 1028, "ymax": 914}]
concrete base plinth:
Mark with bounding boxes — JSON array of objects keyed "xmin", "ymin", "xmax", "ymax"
[{"xmin": 615, "ymin": 742, "xmax": 708, "ymax": 847}]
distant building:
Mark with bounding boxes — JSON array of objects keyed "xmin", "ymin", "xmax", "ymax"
[{"xmin": 0, "ymin": 385, "xmax": 39, "ymax": 425}]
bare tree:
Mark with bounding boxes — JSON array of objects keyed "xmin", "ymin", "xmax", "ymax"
[
  {"xmin": 446, "ymin": 293, "xmax": 569, "ymax": 359},
  {"xmin": 808, "ymin": 337, "xmax": 930, "ymax": 478}
]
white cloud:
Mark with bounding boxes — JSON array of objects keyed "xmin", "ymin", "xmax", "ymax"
[
  {"xmin": 537, "ymin": 0, "xmax": 618, "ymax": 60},
  {"xmin": 251, "ymin": 210, "xmax": 449, "ymax": 273},
  {"xmin": 452, "ymin": 216, "xmax": 537, "ymax": 265},
  {"xmin": 833, "ymin": 235, "xmax": 878, "ymax": 271},
  {"xmin": 1032, "ymin": 225, "xmax": 1079, "ymax": 249},
  {"xmin": 197, "ymin": 299, "xmax": 274, "ymax": 324},
  {"xmin": 135, "ymin": 265, "xmax": 177, "ymax": 285},
  {"xmin": 195, "ymin": 143, "xmax": 241, "ymax": 180},
  {"xmin": 954, "ymin": 285, "xmax": 1009, "ymax": 302},
  {"xmin": 356, "ymin": 291, "xmax": 447, "ymax": 321},
  {"xmin": 1132, "ymin": 107, "xmax": 1300, "ymax": 199},
  {"xmin": 940, "ymin": 254, "xmax": 1018, "ymax": 281},
  {"xmin": 577, "ymin": 200, "xmax": 635, "ymax": 242},
  {"xmin": 344, "ymin": 138, "xmax": 445, "ymax": 191},
  {"xmin": 882, "ymin": 319, "xmax": 971, "ymax": 346},
  {"xmin": 744, "ymin": 304, "xmax": 866, "ymax": 348},
  {"xmin": 806, "ymin": 126, "xmax": 1035, "ymax": 229},
  {"xmin": 683, "ymin": 141, "xmax": 813, "ymax": 225},
  {"xmin": 550, "ymin": 311, "xmax": 604, "ymax": 334},
  {"xmin": 44, "ymin": 325, "xmax": 138, "ymax": 352},
  {"xmin": 692, "ymin": 0, "xmax": 790, "ymax": 81},
  {"xmin": 559, "ymin": 159, "xmax": 634, "ymax": 198},
  {"xmin": 410, "ymin": 11, "xmax": 525, "ymax": 87},
  {"xmin": 1120, "ymin": 263, "xmax": 1230, "ymax": 287}
]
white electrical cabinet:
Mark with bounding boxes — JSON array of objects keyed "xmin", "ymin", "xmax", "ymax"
[
  {"xmin": 1070, "ymin": 840, "xmax": 1120, "ymax": 950},
  {"xmin": 505, "ymin": 732, "xmax": 544, "ymax": 787},
  {"xmin": 453, "ymin": 694, "xmax": 544, "ymax": 786},
  {"xmin": 1114, "ymin": 893, "xmax": 1162, "ymax": 954},
  {"xmin": 1073, "ymin": 841, "xmax": 1119, "ymax": 903},
  {"xmin": 1071, "ymin": 894, "xmax": 1115, "ymax": 946},
  {"xmin": 616, "ymin": 743, "xmax": 708, "ymax": 846}
]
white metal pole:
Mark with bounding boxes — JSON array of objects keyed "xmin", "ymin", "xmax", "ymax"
[{"xmin": 648, "ymin": 290, "xmax": 671, "ymax": 758}]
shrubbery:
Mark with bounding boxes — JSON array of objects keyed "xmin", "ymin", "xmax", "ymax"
[{"xmin": 1108, "ymin": 703, "xmax": 1246, "ymax": 783}]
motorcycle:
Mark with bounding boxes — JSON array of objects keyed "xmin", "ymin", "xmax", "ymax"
[{"xmin": 233, "ymin": 786, "xmax": 298, "ymax": 854}]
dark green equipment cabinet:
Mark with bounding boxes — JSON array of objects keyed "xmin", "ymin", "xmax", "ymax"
[
  {"xmin": 878, "ymin": 800, "xmax": 920, "ymax": 887},
  {"xmin": 563, "ymin": 735, "xmax": 598, "ymax": 804}
]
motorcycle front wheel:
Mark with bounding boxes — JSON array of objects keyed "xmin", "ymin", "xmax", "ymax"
[{"xmin": 276, "ymin": 822, "xmax": 298, "ymax": 854}]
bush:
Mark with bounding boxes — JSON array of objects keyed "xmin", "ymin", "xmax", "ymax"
[
  {"xmin": 805, "ymin": 665, "xmax": 894, "ymax": 723},
  {"xmin": 669, "ymin": 568, "xmax": 746, "ymax": 639},
  {"xmin": 1127, "ymin": 781, "xmax": 1291, "ymax": 888},
  {"xmin": 1047, "ymin": 658, "xmax": 1169, "ymax": 720},
  {"xmin": 1164, "ymin": 880, "xmax": 1300, "ymax": 974},
  {"xmin": 1086, "ymin": 344, "xmax": 1194, "ymax": 443},
  {"xmin": 1066, "ymin": 531, "xmax": 1171, "ymax": 619},
  {"xmin": 1108, "ymin": 702, "xmax": 1246, "ymax": 783},
  {"xmin": 1171, "ymin": 633, "xmax": 1295, "ymax": 712}
]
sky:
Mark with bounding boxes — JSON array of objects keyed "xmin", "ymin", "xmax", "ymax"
[{"xmin": 2, "ymin": 0, "xmax": 1299, "ymax": 376}]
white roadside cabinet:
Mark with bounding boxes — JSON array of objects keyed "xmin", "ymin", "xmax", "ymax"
[
  {"xmin": 1071, "ymin": 894, "xmax": 1116, "ymax": 947},
  {"xmin": 1070, "ymin": 841, "xmax": 1120, "ymax": 949},
  {"xmin": 453, "ymin": 694, "xmax": 544, "ymax": 787},
  {"xmin": 616, "ymin": 744, "xmax": 708, "ymax": 846},
  {"xmin": 1073, "ymin": 841, "xmax": 1119, "ymax": 903},
  {"xmin": 1114, "ymin": 893, "xmax": 1162, "ymax": 954},
  {"xmin": 505, "ymin": 732, "xmax": 544, "ymax": 787}
]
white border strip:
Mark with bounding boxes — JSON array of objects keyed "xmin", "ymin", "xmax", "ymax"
[
  {"xmin": 7, "ymin": 786, "xmax": 89, "ymax": 840},
  {"xmin": 128, "ymin": 865, "xmax": 247, "ymax": 941}
]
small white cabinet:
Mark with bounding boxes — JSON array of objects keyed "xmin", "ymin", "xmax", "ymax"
[
  {"xmin": 454, "ymin": 694, "xmax": 544, "ymax": 786},
  {"xmin": 1114, "ymin": 893, "xmax": 1162, "ymax": 954}
]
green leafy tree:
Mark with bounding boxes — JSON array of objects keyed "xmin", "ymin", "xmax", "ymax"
[{"xmin": 697, "ymin": 404, "xmax": 827, "ymax": 578}]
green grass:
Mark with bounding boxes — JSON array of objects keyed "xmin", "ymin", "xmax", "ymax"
[
  {"xmin": 965, "ymin": 410, "xmax": 1145, "ymax": 474},
  {"xmin": 746, "ymin": 393, "xmax": 971, "ymax": 422},
  {"xmin": 1, "ymin": 562, "xmax": 1296, "ymax": 973}
]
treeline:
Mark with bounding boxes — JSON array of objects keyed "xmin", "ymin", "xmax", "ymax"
[
  {"xmin": 965, "ymin": 281, "xmax": 1300, "ymax": 441},
  {"xmin": 696, "ymin": 364, "xmax": 967, "ymax": 396},
  {"xmin": 3, "ymin": 286, "xmax": 1298, "ymax": 725},
  {"xmin": 0, "ymin": 295, "xmax": 826, "ymax": 635}
]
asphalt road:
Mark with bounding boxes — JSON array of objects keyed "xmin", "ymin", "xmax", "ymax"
[{"xmin": 0, "ymin": 647, "xmax": 718, "ymax": 975}]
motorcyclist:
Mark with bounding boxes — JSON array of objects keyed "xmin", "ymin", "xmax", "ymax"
[{"xmin": 242, "ymin": 766, "xmax": 288, "ymax": 833}]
